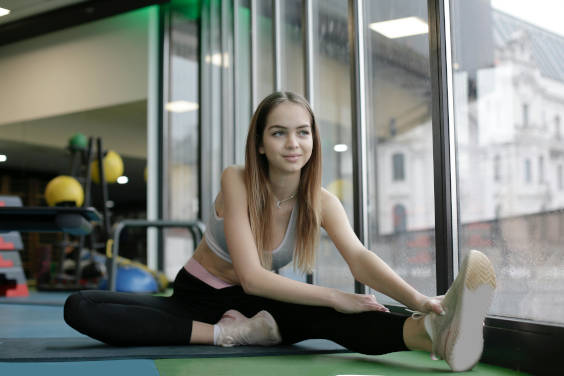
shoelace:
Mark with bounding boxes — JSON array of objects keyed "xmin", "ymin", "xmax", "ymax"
[{"xmin": 405, "ymin": 308, "xmax": 425, "ymax": 319}]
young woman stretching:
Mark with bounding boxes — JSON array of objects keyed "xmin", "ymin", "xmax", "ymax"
[{"xmin": 65, "ymin": 91, "xmax": 496, "ymax": 372}]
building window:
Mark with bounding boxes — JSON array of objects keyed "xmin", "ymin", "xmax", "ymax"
[
  {"xmin": 525, "ymin": 159, "xmax": 532, "ymax": 183},
  {"xmin": 392, "ymin": 204, "xmax": 407, "ymax": 233},
  {"xmin": 522, "ymin": 103, "xmax": 529, "ymax": 127},
  {"xmin": 392, "ymin": 153, "xmax": 405, "ymax": 181},
  {"xmin": 494, "ymin": 154, "xmax": 501, "ymax": 182}
]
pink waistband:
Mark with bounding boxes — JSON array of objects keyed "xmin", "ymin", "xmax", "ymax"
[{"xmin": 184, "ymin": 258, "xmax": 234, "ymax": 289}]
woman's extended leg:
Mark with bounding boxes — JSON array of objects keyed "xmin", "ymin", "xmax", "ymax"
[
  {"xmin": 402, "ymin": 316, "xmax": 432, "ymax": 352},
  {"xmin": 230, "ymin": 295, "xmax": 411, "ymax": 355}
]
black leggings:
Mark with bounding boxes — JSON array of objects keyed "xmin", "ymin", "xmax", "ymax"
[{"xmin": 64, "ymin": 268, "xmax": 408, "ymax": 355}]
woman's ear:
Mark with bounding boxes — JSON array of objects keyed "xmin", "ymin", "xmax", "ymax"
[{"xmin": 258, "ymin": 145, "xmax": 265, "ymax": 154}]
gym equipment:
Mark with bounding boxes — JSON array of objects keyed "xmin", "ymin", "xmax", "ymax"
[
  {"xmin": 68, "ymin": 132, "xmax": 88, "ymax": 151},
  {"xmin": 0, "ymin": 207, "xmax": 100, "ymax": 235},
  {"xmin": 0, "ymin": 196, "xmax": 28, "ymax": 297},
  {"xmin": 99, "ymin": 264, "xmax": 158, "ymax": 293},
  {"xmin": 37, "ymin": 137, "xmax": 114, "ymax": 291},
  {"xmin": 90, "ymin": 150, "xmax": 124, "ymax": 184},
  {"xmin": 45, "ymin": 176, "xmax": 85, "ymax": 207},
  {"xmin": 108, "ymin": 220, "xmax": 205, "ymax": 292},
  {"xmin": 326, "ymin": 179, "xmax": 353, "ymax": 202},
  {"xmin": 115, "ymin": 256, "xmax": 168, "ymax": 291}
]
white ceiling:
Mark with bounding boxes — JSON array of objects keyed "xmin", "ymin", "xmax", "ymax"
[{"xmin": 0, "ymin": 0, "xmax": 87, "ymax": 24}]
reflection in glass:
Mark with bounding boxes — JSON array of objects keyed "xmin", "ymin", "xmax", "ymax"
[
  {"xmin": 235, "ymin": 0, "xmax": 252, "ymax": 164},
  {"xmin": 312, "ymin": 0, "xmax": 355, "ymax": 292},
  {"xmin": 451, "ymin": 0, "xmax": 564, "ymax": 324},
  {"xmin": 163, "ymin": 9, "xmax": 200, "ymax": 280},
  {"xmin": 364, "ymin": 0, "xmax": 436, "ymax": 303},
  {"xmin": 256, "ymin": 1, "xmax": 274, "ymax": 100},
  {"xmin": 279, "ymin": 0, "xmax": 304, "ymax": 95}
]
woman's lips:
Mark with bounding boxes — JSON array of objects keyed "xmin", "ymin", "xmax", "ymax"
[{"xmin": 283, "ymin": 155, "xmax": 300, "ymax": 162}]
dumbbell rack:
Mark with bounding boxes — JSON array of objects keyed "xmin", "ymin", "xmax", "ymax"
[{"xmin": 37, "ymin": 137, "xmax": 111, "ymax": 291}]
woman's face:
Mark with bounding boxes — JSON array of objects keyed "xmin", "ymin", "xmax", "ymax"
[{"xmin": 259, "ymin": 101, "xmax": 313, "ymax": 175}]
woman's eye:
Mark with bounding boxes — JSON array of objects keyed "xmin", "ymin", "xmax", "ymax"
[
  {"xmin": 272, "ymin": 131, "xmax": 283, "ymax": 136},
  {"xmin": 299, "ymin": 130, "xmax": 310, "ymax": 136}
]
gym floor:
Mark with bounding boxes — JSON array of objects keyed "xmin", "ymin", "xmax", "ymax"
[{"xmin": 0, "ymin": 291, "xmax": 528, "ymax": 376}]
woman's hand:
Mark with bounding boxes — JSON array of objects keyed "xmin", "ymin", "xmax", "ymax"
[
  {"xmin": 332, "ymin": 290, "xmax": 390, "ymax": 314},
  {"xmin": 414, "ymin": 295, "xmax": 445, "ymax": 315}
]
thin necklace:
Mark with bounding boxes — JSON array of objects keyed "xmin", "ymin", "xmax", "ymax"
[{"xmin": 275, "ymin": 192, "xmax": 297, "ymax": 208}]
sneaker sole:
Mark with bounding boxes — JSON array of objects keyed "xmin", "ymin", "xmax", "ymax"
[{"xmin": 445, "ymin": 250, "xmax": 496, "ymax": 372}]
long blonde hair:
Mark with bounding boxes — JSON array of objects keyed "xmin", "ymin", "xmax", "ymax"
[{"xmin": 244, "ymin": 92, "xmax": 322, "ymax": 273}]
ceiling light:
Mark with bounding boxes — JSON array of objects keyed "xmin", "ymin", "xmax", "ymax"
[
  {"xmin": 0, "ymin": 8, "xmax": 10, "ymax": 17},
  {"xmin": 0, "ymin": 154, "xmax": 7, "ymax": 162},
  {"xmin": 165, "ymin": 101, "xmax": 199, "ymax": 113},
  {"xmin": 205, "ymin": 53, "xmax": 229, "ymax": 68},
  {"xmin": 369, "ymin": 17, "xmax": 428, "ymax": 39},
  {"xmin": 334, "ymin": 144, "xmax": 348, "ymax": 152},
  {"xmin": 117, "ymin": 176, "xmax": 128, "ymax": 184}
]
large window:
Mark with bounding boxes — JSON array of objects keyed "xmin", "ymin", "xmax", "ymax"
[
  {"xmin": 451, "ymin": 0, "xmax": 564, "ymax": 324},
  {"xmin": 364, "ymin": 0, "xmax": 437, "ymax": 303}
]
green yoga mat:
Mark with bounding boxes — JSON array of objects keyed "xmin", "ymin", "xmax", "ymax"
[{"xmin": 156, "ymin": 352, "xmax": 529, "ymax": 376}]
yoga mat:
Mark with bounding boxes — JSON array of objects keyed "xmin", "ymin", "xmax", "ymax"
[{"xmin": 0, "ymin": 337, "xmax": 348, "ymax": 362}]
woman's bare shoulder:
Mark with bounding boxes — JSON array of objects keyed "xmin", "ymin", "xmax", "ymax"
[
  {"xmin": 221, "ymin": 165, "xmax": 245, "ymax": 185},
  {"xmin": 221, "ymin": 165, "xmax": 247, "ymax": 201},
  {"xmin": 320, "ymin": 187, "xmax": 342, "ymax": 226},
  {"xmin": 320, "ymin": 187, "xmax": 340, "ymax": 206}
]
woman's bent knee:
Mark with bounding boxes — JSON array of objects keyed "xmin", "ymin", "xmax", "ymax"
[{"xmin": 63, "ymin": 291, "xmax": 84, "ymax": 328}]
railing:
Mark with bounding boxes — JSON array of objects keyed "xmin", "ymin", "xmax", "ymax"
[{"xmin": 108, "ymin": 220, "xmax": 205, "ymax": 291}]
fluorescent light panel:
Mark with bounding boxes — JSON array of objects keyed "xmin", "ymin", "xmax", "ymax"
[
  {"xmin": 0, "ymin": 8, "xmax": 10, "ymax": 17},
  {"xmin": 205, "ymin": 53, "xmax": 229, "ymax": 67},
  {"xmin": 334, "ymin": 144, "xmax": 348, "ymax": 152},
  {"xmin": 0, "ymin": 154, "xmax": 7, "ymax": 162},
  {"xmin": 165, "ymin": 101, "xmax": 199, "ymax": 113},
  {"xmin": 369, "ymin": 16, "xmax": 428, "ymax": 39}
]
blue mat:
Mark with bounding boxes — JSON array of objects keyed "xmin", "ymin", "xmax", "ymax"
[{"xmin": 0, "ymin": 359, "xmax": 159, "ymax": 376}]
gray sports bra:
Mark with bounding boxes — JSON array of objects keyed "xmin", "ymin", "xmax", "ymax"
[{"xmin": 204, "ymin": 203, "xmax": 298, "ymax": 270}]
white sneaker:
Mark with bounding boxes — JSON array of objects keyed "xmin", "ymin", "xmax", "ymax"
[
  {"xmin": 216, "ymin": 310, "xmax": 282, "ymax": 347},
  {"xmin": 427, "ymin": 250, "xmax": 496, "ymax": 372}
]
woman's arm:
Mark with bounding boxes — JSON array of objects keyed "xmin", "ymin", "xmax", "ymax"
[
  {"xmin": 321, "ymin": 189, "xmax": 443, "ymax": 314},
  {"xmin": 221, "ymin": 166, "xmax": 386, "ymax": 313}
]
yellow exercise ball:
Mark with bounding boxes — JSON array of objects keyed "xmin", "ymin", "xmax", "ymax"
[
  {"xmin": 91, "ymin": 150, "xmax": 124, "ymax": 184},
  {"xmin": 326, "ymin": 179, "xmax": 353, "ymax": 202},
  {"xmin": 45, "ymin": 176, "xmax": 84, "ymax": 207}
]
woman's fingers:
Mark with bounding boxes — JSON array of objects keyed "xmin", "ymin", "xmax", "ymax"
[
  {"xmin": 368, "ymin": 294, "xmax": 390, "ymax": 312},
  {"xmin": 427, "ymin": 297, "xmax": 445, "ymax": 315}
]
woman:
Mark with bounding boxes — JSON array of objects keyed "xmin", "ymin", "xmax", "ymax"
[{"xmin": 65, "ymin": 92, "xmax": 496, "ymax": 372}]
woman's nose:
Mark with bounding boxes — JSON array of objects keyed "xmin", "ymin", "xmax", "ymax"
[{"xmin": 285, "ymin": 134, "xmax": 299, "ymax": 148}]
